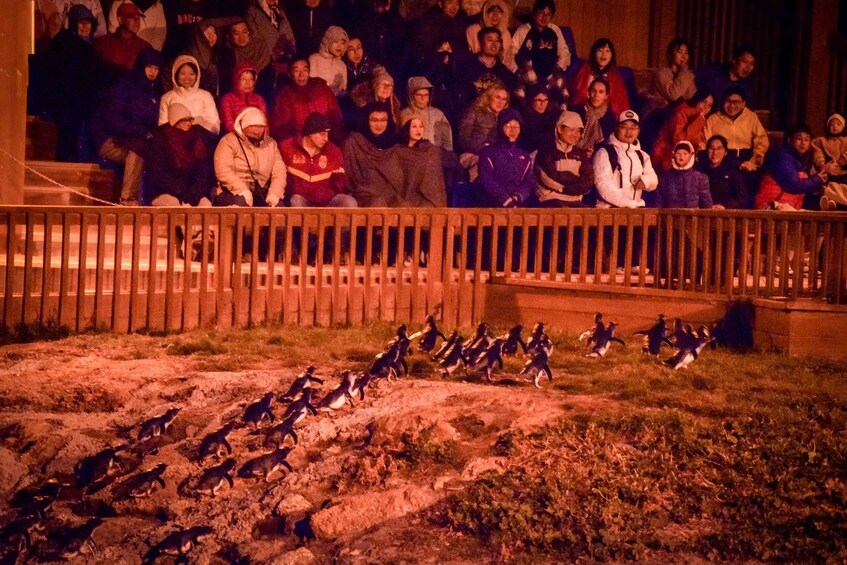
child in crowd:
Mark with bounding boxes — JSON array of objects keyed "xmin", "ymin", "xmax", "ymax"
[{"xmin": 657, "ymin": 140, "xmax": 713, "ymax": 208}]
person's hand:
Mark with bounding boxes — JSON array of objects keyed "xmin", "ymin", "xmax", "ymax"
[
  {"xmin": 625, "ymin": 199, "xmax": 645, "ymax": 209},
  {"xmin": 739, "ymin": 159, "xmax": 758, "ymax": 172},
  {"xmin": 634, "ymin": 178, "xmax": 647, "ymax": 192},
  {"xmin": 823, "ymin": 162, "xmax": 841, "ymax": 176},
  {"xmin": 266, "ymin": 194, "xmax": 281, "ymax": 207},
  {"xmin": 712, "ymin": 204, "xmax": 725, "ymax": 210},
  {"xmin": 503, "ymin": 196, "xmax": 517, "ymax": 208},
  {"xmin": 238, "ymin": 190, "xmax": 254, "ymax": 207},
  {"xmin": 817, "ymin": 170, "xmax": 829, "ymax": 182}
]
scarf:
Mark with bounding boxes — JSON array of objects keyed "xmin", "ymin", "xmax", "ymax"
[
  {"xmin": 580, "ymin": 102, "xmax": 607, "ymax": 151},
  {"xmin": 162, "ymin": 125, "xmax": 210, "ymax": 171}
]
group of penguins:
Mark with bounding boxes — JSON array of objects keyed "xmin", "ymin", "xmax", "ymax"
[{"xmin": 0, "ymin": 313, "xmax": 718, "ymax": 564}]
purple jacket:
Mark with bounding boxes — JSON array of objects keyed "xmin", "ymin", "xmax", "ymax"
[
  {"xmin": 477, "ymin": 109, "xmax": 534, "ymax": 206},
  {"xmin": 657, "ymin": 167, "xmax": 713, "ymax": 209}
]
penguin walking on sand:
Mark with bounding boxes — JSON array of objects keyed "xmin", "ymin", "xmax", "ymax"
[
  {"xmin": 199, "ymin": 423, "xmax": 235, "ymax": 461},
  {"xmin": 279, "ymin": 366, "xmax": 324, "ymax": 401},
  {"xmin": 49, "ymin": 518, "xmax": 104, "ymax": 559},
  {"xmin": 587, "ymin": 322, "xmax": 625, "ymax": 358},
  {"xmin": 475, "ymin": 338, "xmax": 505, "ymax": 382},
  {"xmin": 0, "ymin": 515, "xmax": 43, "ymax": 558},
  {"xmin": 281, "ymin": 389, "xmax": 319, "ymax": 424},
  {"xmin": 366, "ymin": 346, "xmax": 401, "ymax": 382},
  {"xmin": 409, "ymin": 315, "xmax": 447, "ymax": 355},
  {"xmin": 263, "ymin": 413, "xmax": 300, "ymax": 450},
  {"xmin": 526, "ymin": 322, "xmax": 549, "ymax": 355},
  {"xmin": 124, "ymin": 464, "xmax": 167, "ymax": 499},
  {"xmin": 238, "ymin": 448, "xmax": 293, "ymax": 482},
  {"xmin": 138, "ymin": 408, "xmax": 181, "ymax": 441},
  {"xmin": 317, "ymin": 371, "xmax": 357, "ymax": 411},
  {"xmin": 143, "ymin": 526, "xmax": 214, "ymax": 565},
  {"xmin": 193, "ymin": 458, "xmax": 236, "ymax": 497},
  {"xmin": 243, "ymin": 393, "xmax": 276, "ymax": 429},
  {"xmin": 520, "ymin": 334, "xmax": 554, "ymax": 387},
  {"xmin": 74, "ymin": 445, "xmax": 128, "ymax": 488},
  {"xmin": 634, "ymin": 314, "xmax": 673, "ymax": 356},
  {"xmin": 432, "ymin": 330, "xmax": 462, "ymax": 361},
  {"xmin": 501, "ymin": 325, "xmax": 528, "ymax": 356}
]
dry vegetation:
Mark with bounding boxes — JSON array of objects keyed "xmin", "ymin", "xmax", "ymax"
[{"xmin": 0, "ymin": 321, "xmax": 845, "ymax": 564}]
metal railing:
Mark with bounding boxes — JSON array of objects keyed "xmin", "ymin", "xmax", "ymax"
[{"xmin": 1, "ymin": 207, "xmax": 844, "ymax": 333}]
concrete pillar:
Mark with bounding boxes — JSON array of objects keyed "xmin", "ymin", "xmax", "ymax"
[{"xmin": 0, "ymin": 1, "xmax": 31, "ymax": 205}]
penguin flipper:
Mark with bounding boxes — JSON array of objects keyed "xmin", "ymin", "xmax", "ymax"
[
  {"xmin": 224, "ymin": 475, "xmax": 234, "ymax": 489},
  {"xmin": 544, "ymin": 365, "xmax": 553, "ymax": 381},
  {"xmin": 289, "ymin": 429, "xmax": 299, "ymax": 445},
  {"xmin": 612, "ymin": 337, "xmax": 626, "ymax": 346},
  {"xmin": 222, "ymin": 438, "xmax": 233, "ymax": 454},
  {"xmin": 306, "ymin": 403, "xmax": 318, "ymax": 416},
  {"xmin": 282, "ymin": 461, "xmax": 294, "ymax": 473},
  {"xmin": 156, "ymin": 477, "xmax": 166, "ymax": 489},
  {"xmin": 309, "ymin": 376, "xmax": 324, "ymax": 384},
  {"xmin": 496, "ymin": 357, "xmax": 503, "ymax": 369}
]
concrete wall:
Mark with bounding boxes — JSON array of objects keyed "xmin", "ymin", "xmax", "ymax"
[{"xmin": 0, "ymin": 2, "xmax": 30, "ymax": 204}]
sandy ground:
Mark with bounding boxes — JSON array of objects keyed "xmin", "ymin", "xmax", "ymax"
[{"xmin": 0, "ymin": 334, "xmax": 613, "ymax": 564}]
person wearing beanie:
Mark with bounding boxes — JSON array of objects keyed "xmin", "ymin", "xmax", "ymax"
[
  {"xmin": 309, "ymin": 25, "xmax": 349, "ymax": 96},
  {"xmin": 400, "ymin": 76, "xmax": 453, "ymax": 150},
  {"xmin": 477, "ymin": 108, "xmax": 534, "ymax": 207},
  {"xmin": 656, "ymin": 141, "xmax": 713, "ymax": 208},
  {"xmin": 92, "ymin": 46, "xmax": 163, "ymax": 205},
  {"xmin": 214, "ymin": 107, "xmax": 287, "ymax": 208},
  {"xmin": 144, "ymin": 103, "xmax": 217, "ymax": 207},
  {"xmin": 272, "ymin": 58, "xmax": 346, "ymax": 144},
  {"xmin": 651, "ymin": 90, "xmax": 714, "ymax": 172},
  {"xmin": 280, "ymin": 112, "xmax": 355, "ymax": 208},
  {"xmin": 534, "ymin": 110, "xmax": 594, "ymax": 207},
  {"xmin": 219, "ymin": 62, "xmax": 269, "ymax": 133},
  {"xmin": 350, "ymin": 67, "xmax": 403, "ymax": 130},
  {"xmin": 160, "ymin": 54, "xmax": 221, "ymax": 134},
  {"xmin": 593, "ymin": 110, "xmax": 658, "ymax": 209}
]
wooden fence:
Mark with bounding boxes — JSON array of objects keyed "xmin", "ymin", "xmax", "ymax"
[{"xmin": 0, "ymin": 207, "xmax": 844, "ymax": 333}]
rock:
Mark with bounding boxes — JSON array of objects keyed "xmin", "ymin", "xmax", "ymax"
[
  {"xmin": 460, "ymin": 457, "xmax": 507, "ymax": 481},
  {"xmin": 0, "ymin": 447, "xmax": 28, "ymax": 495},
  {"xmin": 369, "ymin": 414, "xmax": 458, "ymax": 446},
  {"xmin": 311, "ymin": 486, "xmax": 438, "ymax": 538},
  {"xmin": 268, "ymin": 547, "xmax": 315, "ymax": 565},
  {"xmin": 274, "ymin": 494, "xmax": 314, "ymax": 516}
]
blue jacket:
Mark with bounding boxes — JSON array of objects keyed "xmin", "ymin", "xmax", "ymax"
[
  {"xmin": 657, "ymin": 167, "xmax": 713, "ymax": 209},
  {"xmin": 93, "ymin": 47, "xmax": 162, "ymax": 149},
  {"xmin": 478, "ymin": 109, "xmax": 534, "ymax": 206},
  {"xmin": 762, "ymin": 143, "xmax": 824, "ymax": 195}
]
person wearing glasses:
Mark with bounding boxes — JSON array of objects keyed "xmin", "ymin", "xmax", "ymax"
[
  {"xmin": 702, "ymin": 85, "xmax": 768, "ymax": 173},
  {"xmin": 519, "ymin": 85, "xmax": 558, "ymax": 153}
]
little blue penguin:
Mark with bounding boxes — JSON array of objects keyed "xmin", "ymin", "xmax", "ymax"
[
  {"xmin": 194, "ymin": 458, "xmax": 236, "ymax": 497},
  {"xmin": 279, "ymin": 366, "xmax": 324, "ymax": 401},
  {"xmin": 238, "ymin": 448, "xmax": 293, "ymax": 482},
  {"xmin": 243, "ymin": 392, "xmax": 275, "ymax": 429},
  {"xmin": 138, "ymin": 408, "xmax": 181, "ymax": 441},
  {"xmin": 199, "ymin": 422, "xmax": 235, "ymax": 460},
  {"xmin": 633, "ymin": 314, "xmax": 672, "ymax": 356}
]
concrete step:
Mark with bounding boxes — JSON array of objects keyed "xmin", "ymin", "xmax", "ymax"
[{"xmin": 24, "ymin": 160, "xmax": 117, "ymax": 205}]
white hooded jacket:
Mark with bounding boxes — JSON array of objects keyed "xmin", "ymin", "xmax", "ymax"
[
  {"xmin": 214, "ymin": 107, "xmax": 286, "ymax": 206},
  {"xmin": 593, "ymin": 133, "xmax": 658, "ymax": 208},
  {"xmin": 160, "ymin": 54, "xmax": 221, "ymax": 135}
]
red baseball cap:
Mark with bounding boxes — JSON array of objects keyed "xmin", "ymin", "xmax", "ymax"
[{"xmin": 117, "ymin": 3, "xmax": 145, "ymax": 18}]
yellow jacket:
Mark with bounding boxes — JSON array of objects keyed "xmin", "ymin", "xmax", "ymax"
[{"xmin": 703, "ymin": 108, "xmax": 769, "ymax": 167}]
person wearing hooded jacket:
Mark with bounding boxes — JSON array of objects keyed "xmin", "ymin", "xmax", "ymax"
[
  {"xmin": 477, "ymin": 109, "xmax": 534, "ymax": 207},
  {"xmin": 41, "ymin": 4, "xmax": 101, "ymax": 162},
  {"xmin": 466, "ymin": 0, "xmax": 514, "ymax": 71},
  {"xmin": 214, "ymin": 106, "xmax": 287, "ymax": 208},
  {"xmin": 534, "ymin": 110, "xmax": 594, "ymax": 207},
  {"xmin": 159, "ymin": 54, "xmax": 220, "ymax": 134},
  {"xmin": 309, "ymin": 25, "xmax": 349, "ymax": 96},
  {"xmin": 400, "ymin": 76, "xmax": 453, "ymax": 151},
  {"xmin": 592, "ymin": 110, "xmax": 659, "ymax": 209},
  {"xmin": 219, "ymin": 62, "xmax": 269, "ymax": 133},
  {"xmin": 656, "ymin": 141, "xmax": 713, "ymax": 208},
  {"xmin": 245, "ymin": 0, "xmax": 297, "ymax": 64},
  {"xmin": 92, "ymin": 46, "xmax": 162, "ymax": 205}
]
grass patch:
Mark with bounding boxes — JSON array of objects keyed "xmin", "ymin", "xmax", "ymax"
[
  {"xmin": 440, "ymin": 404, "xmax": 847, "ymax": 562},
  {"xmin": 167, "ymin": 337, "xmax": 227, "ymax": 356}
]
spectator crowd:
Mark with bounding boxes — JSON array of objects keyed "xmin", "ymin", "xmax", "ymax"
[{"xmin": 29, "ymin": 0, "xmax": 847, "ymax": 221}]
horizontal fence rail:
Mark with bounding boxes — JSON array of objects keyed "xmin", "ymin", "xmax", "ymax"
[{"xmin": 0, "ymin": 207, "xmax": 844, "ymax": 333}]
